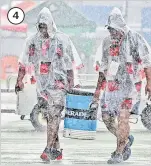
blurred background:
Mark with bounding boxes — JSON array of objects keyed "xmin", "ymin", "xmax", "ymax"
[{"xmin": 1, "ymin": 0, "xmax": 151, "ymax": 87}]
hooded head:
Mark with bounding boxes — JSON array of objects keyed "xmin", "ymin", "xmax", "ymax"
[
  {"xmin": 106, "ymin": 7, "xmax": 129, "ymax": 36},
  {"xmin": 37, "ymin": 7, "xmax": 57, "ymax": 37}
]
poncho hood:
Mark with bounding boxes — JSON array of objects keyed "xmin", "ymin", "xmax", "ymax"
[
  {"xmin": 37, "ymin": 7, "xmax": 57, "ymax": 36},
  {"xmin": 106, "ymin": 7, "xmax": 130, "ymax": 34}
]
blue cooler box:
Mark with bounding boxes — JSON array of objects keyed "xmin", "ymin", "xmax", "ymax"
[{"xmin": 63, "ymin": 89, "xmax": 97, "ymax": 140}]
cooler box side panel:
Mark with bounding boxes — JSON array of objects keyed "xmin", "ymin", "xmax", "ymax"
[
  {"xmin": 64, "ymin": 118, "xmax": 97, "ymax": 131},
  {"xmin": 64, "ymin": 90, "xmax": 97, "ymax": 140},
  {"xmin": 66, "ymin": 94, "xmax": 93, "ymax": 110}
]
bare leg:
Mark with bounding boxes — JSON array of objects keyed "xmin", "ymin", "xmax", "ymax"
[
  {"xmin": 102, "ymin": 112, "xmax": 118, "ymax": 137},
  {"xmin": 46, "ymin": 105, "xmax": 63, "ymax": 149},
  {"xmin": 116, "ymin": 108, "xmax": 130, "ymax": 154},
  {"xmin": 53, "ymin": 134, "xmax": 60, "ymax": 149}
]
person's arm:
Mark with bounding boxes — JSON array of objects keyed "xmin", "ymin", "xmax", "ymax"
[
  {"xmin": 15, "ymin": 38, "xmax": 31, "ymax": 93},
  {"xmin": 144, "ymin": 68, "xmax": 151, "ymax": 99},
  {"xmin": 65, "ymin": 38, "xmax": 75, "ymax": 89},
  {"xmin": 67, "ymin": 69, "xmax": 74, "ymax": 88},
  {"xmin": 93, "ymin": 38, "xmax": 108, "ymax": 101},
  {"xmin": 66, "ymin": 37, "xmax": 84, "ymax": 89},
  {"xmin": 17, "ymin": 64, "xmax": 26, "ymax": 82},
  {"xmin": 144, "ymin": 68, "xmax": 151, "ymax": 82},
  {"xmin": 137, "ymin": 33, "xmax": 151, "ymax": 99},
  {"xmin": 15, "ymin": 64, "xmax": 26, "ymax": 94},
  {"xmin": 93, "ymin": 72, "xmax": 106, "ymax": 101}
]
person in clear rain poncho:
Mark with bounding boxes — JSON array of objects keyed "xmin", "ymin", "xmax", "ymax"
[
  {"xmin": 92, "ymin": 8, "xmax": 151, "ymax": 164},
  {"xmin": 15, "ymin": 7, "xmax": 83, "ymax": 162}
]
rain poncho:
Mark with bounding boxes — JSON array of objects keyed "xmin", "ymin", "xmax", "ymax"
[
  {"xmin": 98, "ymin": 8, "xmax": 151, "ymax": 115},
  {"xmin": 19, "ymin": 7, "xmax": 83, "ymax": 102}
]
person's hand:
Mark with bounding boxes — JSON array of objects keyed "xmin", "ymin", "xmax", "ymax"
[
  {"xmin": 145, "ymin": 81, "xmax": 151, "ymax": 100},
  {"xmin": 89, "ymin": 97, "xmax": 99, "ymax": 110},
  {"xmin": 15, "ymin": 81, "xmax": 24, "ymax": 94},
  {"xmin": 88, "ymin": 97, "xmax": 99, "ymax": 120}
]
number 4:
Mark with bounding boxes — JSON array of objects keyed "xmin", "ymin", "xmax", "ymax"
[{"xmin": 13, "ymin": 12, "xmax": 19, "ymax": 19}]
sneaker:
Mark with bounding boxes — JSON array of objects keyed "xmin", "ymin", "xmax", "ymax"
[
  {"xmin": 40, "ymin": 148, "xmax": 63, "ymax": 162},
  {"xmin": 50, "ymin": 148, "xmax": 63, "ymax": 160},
  {"xmin": 127, "ymin": 135, "xmax": 134, "ymax": 147},
  {"xmin": 111, "ymin": 151, "xmax": 116, "ymax": 158},
  {"xmin": 122, "ymin": 135, "xmax": 134, "ymax": 161},
  {"xmin": 122, "ymin": 147, "xmax": 131, "ymax": 161},
  {"xmin": 40, "ymin": 148, "xmax": 51, "ymax": 162},
  {"xmin": 107, "ymin": 153, "xmax": 123, "ymax": 164},
  {"xmin": 111, "ymin": 135, "xmax": 134, "ymax": 161}
]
